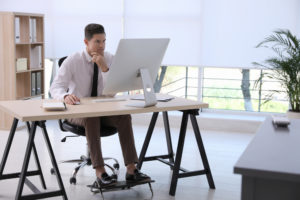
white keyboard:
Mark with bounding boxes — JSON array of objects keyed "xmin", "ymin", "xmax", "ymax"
[{"xmin": 92, "ymin": 97, "xmax": 127, "ymax": 103}]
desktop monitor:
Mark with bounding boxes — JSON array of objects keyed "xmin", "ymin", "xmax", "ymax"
[{"xmin": 102, "ymin": 38, "xmax": 170, "ymax": 107}]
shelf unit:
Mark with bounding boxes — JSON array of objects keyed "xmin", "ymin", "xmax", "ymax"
[{"xmin": 0, "ymin": 12, "xmax": 44, "ymax": 129}]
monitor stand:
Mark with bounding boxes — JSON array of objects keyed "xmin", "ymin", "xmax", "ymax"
[{"xmin": 126, "ymin": 68, "xmax": 157, "ymax": 108}]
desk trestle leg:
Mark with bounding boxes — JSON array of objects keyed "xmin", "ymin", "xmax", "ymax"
[
  {"xmin": 138, "ymin": 110, "xmax": 215, "ymax": 196},
  {"xmin": 0, "ymin": 119, "xmax": 68, "ymax": 200},
  {"xmin": 16, "ymin": 121, "xmax": 39, "ymax": 199},
  {"xmin": 39, "ymin": 121, "xmax": 68, "ymax": 200},
  {"xmin": 137, "ymin": 112, "xmax": 159, "ymax": 170},
  {"xmin": 190, "ymin": 114, "xmax": 215, "ymax": 189},
  {"xmin": 137, "ymin": 112, "xmax": 175, "ymax": 170},
  {"xmin": 0, "ymin": 118, "xmax": 19, "ymax": 177},
  {"xmin": 26, "ymin": 122, "xmax": 47, "ymax": 189},
  {"xmin": 169, "ymin": 111, "xmax": 189, "ymax": 195},
  {"xmin": 162, "ymin": 111, "xmax": 175, "ymax": 170}
]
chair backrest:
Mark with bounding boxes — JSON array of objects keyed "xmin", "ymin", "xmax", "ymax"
[
  {"xmin": 58, "ymin": 56, "xmax": 67, "ymax": 67},
  {"xmin": 57, "ymin": 56, "xmax": 118, "ymax": 138}
]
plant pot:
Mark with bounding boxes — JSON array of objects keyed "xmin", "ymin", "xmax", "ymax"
[{"xmin": 286, "ymin": 110, "xmax": 300, "ymax": 119}]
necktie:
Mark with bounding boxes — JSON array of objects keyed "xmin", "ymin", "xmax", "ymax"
[{"xmin": 91, "ymin": 63, "xmax": 98, "ymax": 97}]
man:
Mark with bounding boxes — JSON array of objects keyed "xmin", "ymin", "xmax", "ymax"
[{"xmin": 50, "ymin": 23, "xmax": 149, "ymax": 186}]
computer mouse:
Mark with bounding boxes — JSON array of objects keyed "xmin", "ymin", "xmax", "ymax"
[{"xmin": 74, "ymin": 101, "xmax": 81, "ymax": 105}]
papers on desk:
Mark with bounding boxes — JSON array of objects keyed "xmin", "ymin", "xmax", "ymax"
[
  {"xmin": 42, "ymin": 102, "xmax": 66, "ymax": 111},
  {"xmin": 131, "ymin": 93, "xmax": 174, "ymax": 102}
]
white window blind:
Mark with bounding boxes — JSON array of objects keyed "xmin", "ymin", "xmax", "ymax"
[
  {"xmin": 123, "ymin": 0, "xmax": 203, "ymax": 66},
  {"xmin": 51, "ymin": 0, "xmax": 123, "ymax": 58},
  {"xmin": 200, "ymin": 0, "xmax": 300, "ymax": 68}
]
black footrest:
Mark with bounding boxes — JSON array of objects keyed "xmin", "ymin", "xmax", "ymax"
[{"xmin": 87, "ymin": 179, "xmax": 155, "ymax": 193}]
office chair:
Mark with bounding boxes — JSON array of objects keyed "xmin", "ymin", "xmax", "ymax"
[{"xmin": 50, "ymin": 56, "xmax": 119, "ymax": 184}]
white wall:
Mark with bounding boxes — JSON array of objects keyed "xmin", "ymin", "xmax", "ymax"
[{"xmin": 200, "ymin": 0, "xmax": 300, "ymax": 68}]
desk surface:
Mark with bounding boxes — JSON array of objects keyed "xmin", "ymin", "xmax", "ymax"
[
  {"xmin": 234, "ymin": 117, "xmax": 300, "ymax": 182},
  {"xmin": 0, "ymin": 96, "xmax": 208, "ymax": 122}
]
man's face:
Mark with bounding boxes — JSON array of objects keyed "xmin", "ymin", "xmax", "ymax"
[{"xmin": 85, "ymin": 33, "xmax": 106, "ymax": 55}]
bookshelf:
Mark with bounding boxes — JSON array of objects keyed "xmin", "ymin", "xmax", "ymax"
[{"xmin": 0, "ymin": 12, "xmax": 44, "ymax": 129}]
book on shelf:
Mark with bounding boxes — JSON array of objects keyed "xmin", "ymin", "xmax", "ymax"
[
  {"xmin": 16, "ymin": 58, "xmax": 27, "ymax": 71},
  {"xmin": 31, "ymin": 72, "xmax": 42, "ymax": 96},
  {"xmin": 36, "ymin": 72, "xmax": 42, "ymax": 95},
  {"xmin": 33, "ymin": 18, "xmax": 37, "ymax": 42},
  {"xmin": 29, "ymin": 18, "xmax": 37, "ymax": 43},
  {"xmin": 29, "ymin": 18, "xmax": 32, "ymax": 42},
  {"xmin": 30, "ymin": 45, "xmax": 42, "ymax": 69},
  {"xmin": 31, "ymin": 72, "xmax": 36, "ymax": 96},
  {"xmin": 15, "ymin": 17, "xmax": 20, "ymax": 43}
]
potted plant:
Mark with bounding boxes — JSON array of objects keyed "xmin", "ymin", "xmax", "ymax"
[{"xmin": 253, "ymin": 29, "xmax": 300, "ymax": 118}]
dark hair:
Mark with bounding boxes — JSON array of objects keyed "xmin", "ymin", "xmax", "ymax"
[{"xmin": 84, "ymin": 23, "xmax": 105, "ymax": 40}]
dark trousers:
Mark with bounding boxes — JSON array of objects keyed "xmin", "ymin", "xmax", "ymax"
[{"xmin": 69, "ymin": 115, "xmax": 138, "ymax": 168}]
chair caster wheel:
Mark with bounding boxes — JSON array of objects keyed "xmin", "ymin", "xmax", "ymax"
[
  {"xmin": 111, "ymin": 174, "xmax": 118, "ymax": 181},
  {"xmin": 70, "ymin": 177, "xmax": 77, "ymax": 184},
  {"xmin": 50, "ymin": 168, "xmax": 55, "ymax": 175},
  {"xmin": 80, "ymin": 155, "xmax": 85, "ymax": 160},
  {"xmin": 113, "ymin": 163, "xmax": 119, "ymax": 170}
]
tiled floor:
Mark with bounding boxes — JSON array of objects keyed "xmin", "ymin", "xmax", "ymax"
[{"xmin": 0, "ymin": 119, "xmax": 253, "ymax": 200}]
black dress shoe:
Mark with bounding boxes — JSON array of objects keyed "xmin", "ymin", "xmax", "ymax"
[
  {"xmin": 126, "ymin": 169, "xmax": 150, "ymax": 182},
  {"xmin": 96, "ymin": 172, "xmax": 117, "ymax": 187}
]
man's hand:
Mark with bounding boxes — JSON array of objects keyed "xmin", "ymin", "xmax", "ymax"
[
  {"xmin": 64, "ymin": 94, "xmax": 80, "ymax": 105},
  {"xmin": 91, "ymin": 52, "xmax": 109, "ymax": 72}
]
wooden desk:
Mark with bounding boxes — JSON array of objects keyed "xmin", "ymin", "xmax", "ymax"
[
  {"xmin": 0, "ymin": 96, "xmax": 215, "ymax": 199},
  {"xmin": 234, "ymin": 117, "xmax": 300, "ymax": 200}
]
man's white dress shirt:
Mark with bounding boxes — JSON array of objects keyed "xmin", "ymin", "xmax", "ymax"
[{"xmin": 50, "ymin": 50, "xmax": 113, "ymax": 100}]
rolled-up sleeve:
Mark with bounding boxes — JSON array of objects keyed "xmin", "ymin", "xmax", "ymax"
[{"xmin": 50, "ymin": 58, "xmax": 73, "ymax": 100}]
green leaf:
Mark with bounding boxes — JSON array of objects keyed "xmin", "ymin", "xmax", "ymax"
[{"xmin": 253, "ymin": 29, "xmax": 300, "ymax": 112}]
